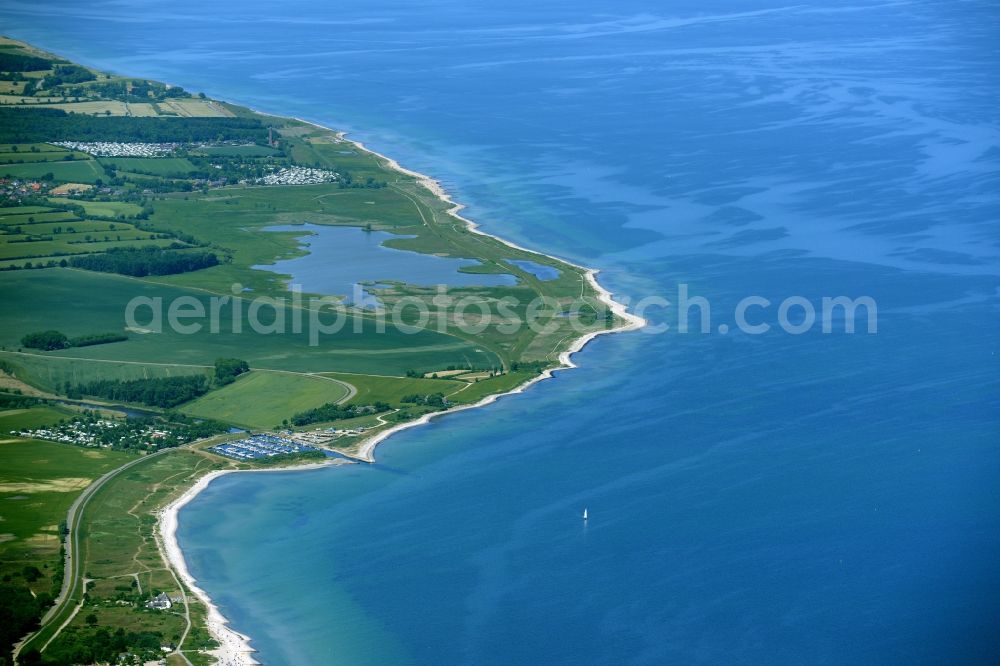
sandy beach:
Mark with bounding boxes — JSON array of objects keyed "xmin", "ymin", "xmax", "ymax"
[
  {"xmin": 159, "ymin": 470, "xmax": 258, "ymax": 666},
  {"xmin": 159, "ymin": 461, "xmax": 342, "ymax": 665},
  {"xmin": 157, "ymin": 116, "xmax": 645, "ymax": 665}
]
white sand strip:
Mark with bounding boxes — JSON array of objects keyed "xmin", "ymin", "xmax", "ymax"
[{"xmin": 159, "ymin": 461, "xmax": 337, "ymax": 665}]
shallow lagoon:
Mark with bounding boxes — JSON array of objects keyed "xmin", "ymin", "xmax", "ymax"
[{"xmin": 253, "ymin": 223, "xmax": 516, "ymax": 304}]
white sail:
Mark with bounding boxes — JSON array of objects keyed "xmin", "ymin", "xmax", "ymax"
[{"xmin": 583, "ymin": 508, "xmax": 588, "ymax": 520}]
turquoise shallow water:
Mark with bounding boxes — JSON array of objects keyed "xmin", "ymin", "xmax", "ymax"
[{"xmin": 5, "ymin": 0, "xmax": 999, "ymax": 663}]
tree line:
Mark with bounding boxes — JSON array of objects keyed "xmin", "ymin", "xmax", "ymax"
[
  {"xmin": 0, "ymin": 107, "xmax": 268, "ymax": 144},
  {"xmin": 0, "ymin": 52, "xmax": 53, "ymax": 72},
  {"xmin": 62, "ymin": 78, "xmax": 191, "ymax": 103},
  {"xmin": 0, "ymin": 585, "xmax": 50, "ymax": 666},
  {"xmin": 20, "ymin": 330, "xmax": 127, "ymax": 351},
  {"xmin": 45, "ymin": 64, "xmax": 96, "ymax": 85},
  {"xmin": 214, "ymin": 358, "xmax": 250, "ymax": 385},
  {"xmin": 401, "ymin": 393, "xmax": 447, "ymax": 408},
  {"xmin": 69, "ymin": 375, "xmax": 209, "ymax": 408},
  {"xmin": 69, "ymin": 245, "xmax": 220, "ymax": 277},
  {"xmin": 290, "ymin": 401, "xmax": 391, "ymax": 427},
  {"xmin": 0, "ymin": 391, "xmax": 47, "ymax": 409}
]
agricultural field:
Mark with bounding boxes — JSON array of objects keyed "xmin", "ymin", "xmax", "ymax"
[
  {"xmin": 97, "ymin": 156, "xmax": 198, "ymax": 177},
  {"xmin": 0, "ymin": 430, "xmax": 132, "ymax": 598},
  {"xmin": 0, "ymin": 96, "xmax": 64, "ymax": 104},
  {"xmin": 0, "ymin": 208, "xmax": 77, "ymax": 222},
  {"xmin": 0, "ymin": 80, "xmax": 26, "ymax": 95},
  {"xmin": 444, "ymin": 370, "xmax": 536, "ymax": 404},
  {"xmin": 157, "ymin": 98, "xmax": 233, "ymax": 117},
  {"xmin": 1, "ymin": 191, "xmax": 169, "ymax": 266},
  {"xmin": 47, "ymin": 183, "xmax": 93, "ymax": 195},
  {"xmin": 318, "ymin": 368, "xmax": 534, "ymax": 410},
  {"xmin": 0, "ymin": 404, "xmax": 73, "ymax": 431},
  {"xmin": 7, "ymin": 219, "xmax": 129, "ymax": 235},
  {"xmin": 0, "ymin": 149, "xmax": 91, "ymax": 163},
  {"xmin": 193, "ymin": 144, "xmax": 282, "ymax": 157},
  {"xmin": 0, "ymin": 229, "xmax": 174, "ymax": 262},
  {"xmin": 47, "ymin": 197, "xmax": 144, "ymax": 217},
  {"xmin": 181, "ymin": 370, "xmax": 351, "ymax": 429},
  {"xmin": 123, "ymin": 102, "xmax": 160, "ymax": 117},
  {"xmin": 33, "ymin": 100, "xmax": 131, "ymax": 116},
  {"xmin": 0, "ymin": 159, "xmax": 105, "ymax": 183},
  {"xmin": 0, "ymin": 352, "xmax": 209, "ymax": 394},
  {"xmin": 0, "ymin": 204, "xmax": 54, "ymax": 215},
  {"xmin": 0, "ymin": 240, "xmax": 177, "ymax": 268}
]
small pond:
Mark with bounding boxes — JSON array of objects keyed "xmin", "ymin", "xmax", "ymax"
[{"xmin": 508, "ymin": 259, "xmax": 561, "ymax": 281}]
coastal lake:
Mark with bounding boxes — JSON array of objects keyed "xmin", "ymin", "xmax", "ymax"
[
  {"xmin": 253, "ymin": 224, "xmax": 516, "ymax": 305},
  {"xmin": 9, "ymin": 0, "xmax": 998, "ymax": 663}
]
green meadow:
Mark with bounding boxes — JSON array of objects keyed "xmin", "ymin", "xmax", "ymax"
[
  {"xmin": 0, "ymin": 404, "xmax": 74, "ymax": 431},
  {"xmin": 181, "ymin": 370, "xmax": 351, "ymax": 429},
  {"xmin": 0, "ymin": 159, "xmax": 105, "ymax": 183},
  {"xmin": 97, "ymin": 156, "xmax": 198, "ymax": 177},
  {"xmin": 0, "ymin": 431, "xmax": 132, "ymax": 597},
  {"xmin": 444, "ymin": 371, "xmax": 536, "ymax": 404},
  {"xmin": 320, "ymin": 371, "xmax": 463, "ymax": 406},
  {"xmin": 0, "ymin": 236, "xmax": 172, "ymax": 261},
  {"xmin": 0, "ymin": 150, "xmax": 90, "ymax": 163},
  {"xmin": 0, "ymin": 205, "xmax": 54, "ymax": 215},
  {"xmin": 47, "ymin": 197, "xmax": 144, "ymax": 218},
  {"xmin": 193, "ymin": 144, "xmax": 280, "ymax": 157},
  {"xmin": 0, "ymin": 353, "xmax": 208, "ymax": 394},
  {"xmin": 0, "ymin": 209, "xmax": 78, "ymax": 223}
]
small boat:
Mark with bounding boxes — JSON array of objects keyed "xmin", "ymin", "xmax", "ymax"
[{"xmin": 583, "ymin": 508, "xmax": 588, "ymax": 521}]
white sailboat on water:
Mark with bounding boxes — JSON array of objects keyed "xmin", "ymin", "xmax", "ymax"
[{"xmin": 583, "ymin": 508, "xmax": 588, "ymax": 521}]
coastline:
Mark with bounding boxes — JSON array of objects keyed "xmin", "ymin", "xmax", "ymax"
[
  {"xmin": 159, "ymin": 470, "xmax": 257, "ymax": 665},
  {"xmin": 159, "ymin": 116, "xmax": 646, "ymax": 664},
  {"xmin": 159, "ymin": 460, "xmax": 345, "ymax": 666}
]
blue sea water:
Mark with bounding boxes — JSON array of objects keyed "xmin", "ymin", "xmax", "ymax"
[{"xmin": 5, "ymin": 1, "xmax": 1000, "ymax": 663}]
